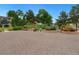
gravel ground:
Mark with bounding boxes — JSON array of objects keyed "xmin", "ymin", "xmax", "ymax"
[{"xmin": 0, "ymin": 31, "xmax": 79, "ymax": 55}]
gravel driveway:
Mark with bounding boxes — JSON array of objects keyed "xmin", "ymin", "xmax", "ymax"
[{"xmin": 0, "ymin": 31, "xmax": 79, "ymax": 55}]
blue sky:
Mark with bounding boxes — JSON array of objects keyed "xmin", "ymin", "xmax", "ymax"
[{"xmin": 0, "ymin": 4, "xmax": 75, "ymax": 22}]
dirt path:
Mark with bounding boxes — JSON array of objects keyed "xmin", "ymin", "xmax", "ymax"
[{"xmin": 0, "ymin": 31, "xmax": 79, "ymax": 55}]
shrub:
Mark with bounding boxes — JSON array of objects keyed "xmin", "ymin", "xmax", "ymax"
[
  {"xmin": 50, "ymin": 26, "xmax": 56, "ymax": 30},
  {"xmin": 33, "ymin": 23, "xmax": 43, "ymax": 31},
  {"xmin": 61, "ymin": 24, "xmax": 76, "ymax": 31},
  {"xmin": 0, "ymin": 28, "xmax": 3, "ymax": 32},
  {"xmin": 23, "ymin": 25, "xmax": 28, "ymax": 30},
  {"xmin": 45, "ymin": 26, "xmax": 51, "ymax": 30},
  {"xmin": 8, "ymin": 26, "xmax": 13, "ymax": 31},
  {"xmin": 45, "ymin": 25, "xmax": 56, "ymax": 30},
  {"xmin": 33, "ymin": 25, "xmax": 41, "ymax": 32},
  {"xmin": 41, "ymin": 24, "xmax": 48, "ymax": 29},
  {"xmin": 33, "ymin": 28, "xmax": 39, "ymax": 32},
  {"xmin": 8, "ymin": 27, "xmax": 13, "ymax": 31},
  {"xmin": 13, "ymin": 26, "xmax": 23, "ymax": 30},
  {"xmin": 25, "ymin": 24, "xmax": 35, "ymax": 29}
]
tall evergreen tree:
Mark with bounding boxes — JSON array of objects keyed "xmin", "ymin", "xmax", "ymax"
[
  {"xmin": 7, "ymin": 10, "xmax": 16, "ymax": 17},
  {"xmin": 36, "ymin": 9, "xmax": 52, "ymax": 26},
  {"xmin": 25, "ymin": 10, "xmax": 35, "ymax": 24}
]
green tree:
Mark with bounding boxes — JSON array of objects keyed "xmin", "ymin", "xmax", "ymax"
[
  {"xmin": 7, "ymin": 10, "xmax": 17, "ymax": 27},
  {"xmin": 16, "ymin": 10, "xmax": 26, "ymax": 26},
  {"xmin": 7, "ymin": 10, "xmax": 26, "ymax": 26},
  {"xmin": 7, "ymin": 10, "xmax": 16, "ymax": 17},
  {"xmin": 56, "ymin": 19, "xmax": 63, "ymax": 29},
  {"xmin": 56, "ymin": 11, "xmax": 68, "ymax": 28},
  {"xmin": 25, "ymin": 10, "xmax": 35, "ymax": 24},
  {"xmin": 11, "ymin": 16, "xmax": 18, "ymax": 26},
  {"xmin": 36, "ymin": 9, "xmax": 52, "ymax": 26},
  {"xmin": 12, "ymin": 16, "xmax": 26, "ymax": 26},
  {"xmin": 69, "ymin": 5, "xmax": 79, "ymax": 30},
  {"xmin": 59, "ymin": 11, "xmax": 68, "ymax": 24},
  {"xmin": 16, "ymin": 10, "xmax": 24, "ymax": 19}
]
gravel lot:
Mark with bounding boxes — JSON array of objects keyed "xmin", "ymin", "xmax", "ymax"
[{"xmin": 0, "ymin": 31, "xmax": 79, "ymax": 55}]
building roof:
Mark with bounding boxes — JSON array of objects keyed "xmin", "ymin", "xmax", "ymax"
[{"xmin": 0, "ymin": 16, "xmax": 10, "ymax": 25}]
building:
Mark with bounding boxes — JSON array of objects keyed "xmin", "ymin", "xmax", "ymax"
[{"xmin": 0, "ymin": 16, "xmax": 11, "ymax": 27}]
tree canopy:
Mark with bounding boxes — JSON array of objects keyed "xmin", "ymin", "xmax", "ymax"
[
  {"xmin": 56, "ymin": 11, "xmax": 68, "ymax": 28},
  {"xmin": 36, "ymin": 9, "xmax": 52, "ymax": 26},
  {"xmin": 7, "ymin": 10, "xmax": 16, "ymax": 17}
]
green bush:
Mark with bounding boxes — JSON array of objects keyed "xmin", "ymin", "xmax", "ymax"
[
  {"xmin": 45, "ymin": 26, "xmax": 51, "ymax": 30},
  {"xmin": 50, "ymin": 26, "xmax": 56, "ymax": 30},
  {"xmin": 0, "ymin": 28, "xmax": 3, "ymax": 32},
  {"xmin": 23, "ymin": 25, "xmax": 28, "ymax": 30},
  {"xmin": 41, "ymin": 24, "xmax": 47, "ymax": 29},
  {"xmin": 24, "ymin": 24, "xmax": 35, "ymax": 29},
  {"xmin": 61, "ymin": 24, "xmax": 76, "ymax": 31},
  {"xmin": 34, "ymin": 23, "xmax": 44, "ymax": 31},
  {"xmin": 8, "ymin": 26, "xmax": 13, "ymax": 31},
  {"xmin": 13, "ymin": 26, "xmax": 23, "ymax": 30},
  {"xmin": 33, "ymin": 28, "xmax": 39, "ymax": 32},
  {"xmin": 45, "ymin": 25, "xmax": 56, "ymax": 30}
]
